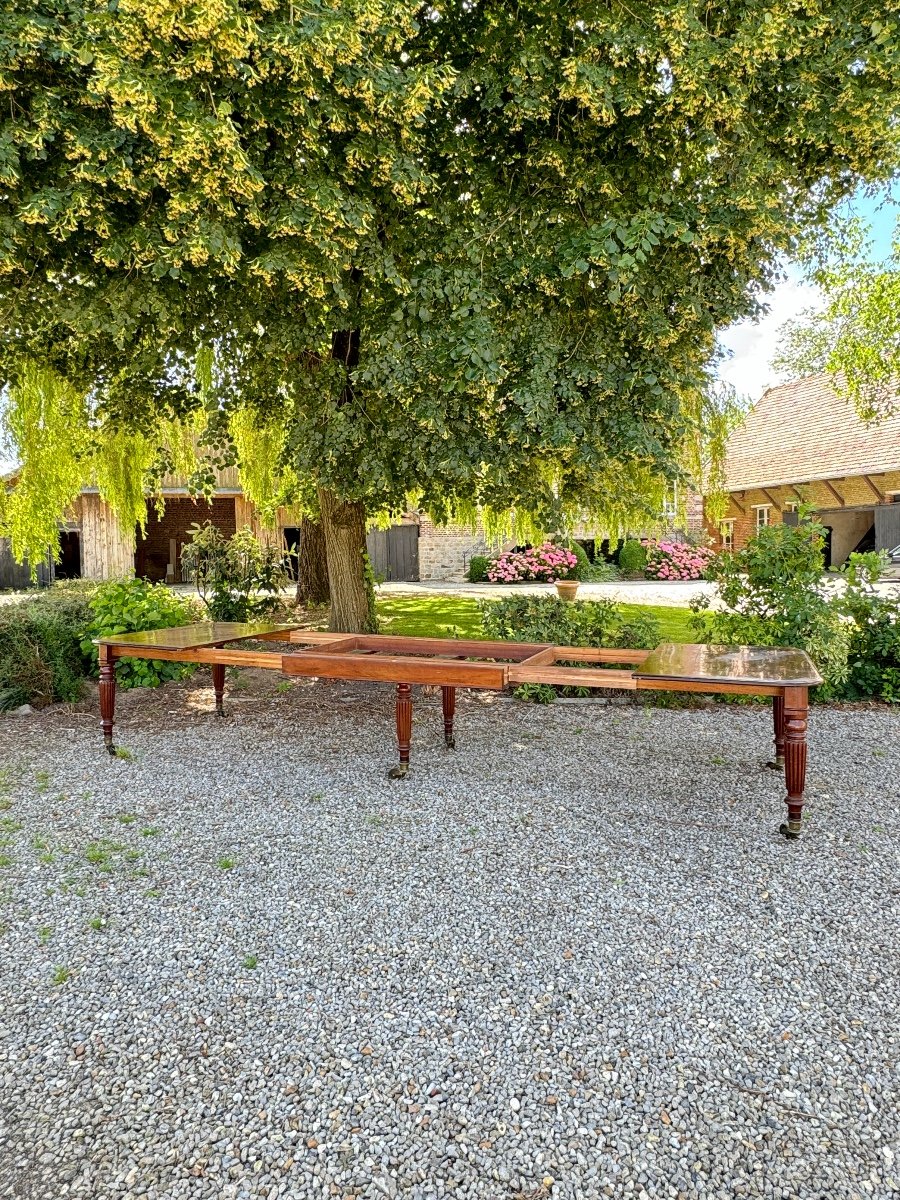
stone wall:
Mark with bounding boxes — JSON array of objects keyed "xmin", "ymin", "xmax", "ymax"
[{"xmin": 417, "ymin": 516, "xmax": 502, "ymax": 582}]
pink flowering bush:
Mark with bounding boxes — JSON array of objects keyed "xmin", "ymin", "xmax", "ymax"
[
  {"xmin": 486, "ymin": 542, "xmax": 579, "ymax": 583},
  {"xmin": 644, "ymin": 541, "xmax": 716, "ymax": 582}
]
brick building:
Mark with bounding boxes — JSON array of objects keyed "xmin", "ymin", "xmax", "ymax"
[{"xmin": 709, "ymin": 373, "xmax": 900, "ymax": 566}]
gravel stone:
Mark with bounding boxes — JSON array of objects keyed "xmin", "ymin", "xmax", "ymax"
[{"xmin": 0, "ymin": 674, "xmax": 898, "ymax": 1200}]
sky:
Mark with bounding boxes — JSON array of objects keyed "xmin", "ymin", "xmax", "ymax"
[{"xmin": 716, "ymin": 184, "xmax": 898, "ymax": 402}]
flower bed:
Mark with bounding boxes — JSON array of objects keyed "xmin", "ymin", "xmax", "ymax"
[
  {"xmin": 486, "ymin": 543, "xmax": 578, "ymax": 583},
  {"xmin": 645, "ymin": 541, "xmax": 715, "ymax": 581}
]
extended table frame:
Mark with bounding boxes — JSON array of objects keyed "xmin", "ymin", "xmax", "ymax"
[{"xmin": 97, "ymin": 627, "xmax": 822, "ymax": 839}]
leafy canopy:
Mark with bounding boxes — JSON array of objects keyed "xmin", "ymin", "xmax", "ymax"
[
  {"xmin": 2, "ymin": 0, "xmax": 899, "ymax": 551},
  {"xmin": 777, "ymin": 208, "xmax": 900, "ymax": 420}
]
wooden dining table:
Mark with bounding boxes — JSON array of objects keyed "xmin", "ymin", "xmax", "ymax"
[{"xmin": 97, "ymin": 624, "xmax": 823, "ymax": 838}]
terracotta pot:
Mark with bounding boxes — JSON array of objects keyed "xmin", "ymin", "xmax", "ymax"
[{"xmin": 555, "ymin": 579, "xmax": 579, "ymax": 602}]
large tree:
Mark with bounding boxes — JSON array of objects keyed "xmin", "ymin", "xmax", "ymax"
[{"xmin": 2, "ymin": 0, "xmax": 899, "ymax": 627}]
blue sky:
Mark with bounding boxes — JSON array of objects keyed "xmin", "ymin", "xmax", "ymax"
[{"xmin": 717, "ymin": 182, "xmax": 898, "ymax": 401}]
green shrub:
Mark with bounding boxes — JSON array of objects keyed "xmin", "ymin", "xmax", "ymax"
[
  {"xmin": 692, "ymin": 509, "xmax": 850, "ymax": 692},
  {"xmin": 82, "ymin": 578, "xmax": 200, "ymax": 689},
  {"xmin": 0, "ymin": 590, "xmax": 95, "ymax": 709},
  {"xmin": 564, "ymin": 540, "xmax": 591, "ymax": 581},
  {"xmin": 467, "ymin": 554, "xmax": 491, "ymax": 583},
  {"xmin": 481, "ymin": 594, "xmax": 658, "ymax": 700},
  {"xmin": 181, "ymin": 523, "xmax": 289, "ymax": 621},
  {"xmin": 834, "ymin": 553, "xmax": 900, "ymax": 702},
  {"xmin": 482, "ymin": 594, "xmax": 659, "ymax": 651},
  {"xmin": 618, "ymin": 539, "xmax": 648, "ymax": 577}
]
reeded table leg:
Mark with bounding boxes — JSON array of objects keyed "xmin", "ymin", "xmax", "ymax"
[
  {"xmin": 780, "ymin": 686, "xmax": 808, "ymax": 839},
  {"xmin": 767, "ymin": 694, "xmax": 785, "ymax": 769},
  {"xmin": 388, "ymin": 683, "xmax": 413, "ymax": 779},
  {"xmin": 212, "ymin": 663, "xmax": 226, "ymax": 717},
  {"xmin": 442, "ymin": 686, "xmax": 456, "ymax": 749},
  {"xmin": 99, "ymin": 646, "xmax": 117, "ymax": 755}
]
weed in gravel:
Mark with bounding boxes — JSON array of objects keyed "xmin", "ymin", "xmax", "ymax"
[
  {"xmin": 85, "ymin": 840, "xmax": 125, "ymax": 869},
  {"xmin": 0, "ymin": 853, "xmax": 12, "ymax": 868},
  {"xmin": 35, "ymin": 770, "xmax": 51, "ymax": 792},
  {"xmin": 50, "ymin": 965, "xmax": 70, "ymax": 986},
  {"xmin": 1, "ymin": 816, "xmax": 23, "ymax": 834},
  {"xmin": 242, "ymin": 953, "xmax": 259, "ymax": 969},
  {"xmin": 275, "ymin": 681, "xmax": 292, "ymax": 695},
  {"xmin": 216, "ymin": 856, "xmax": 237, "ymax": 870},
  {"xmin": 37, "ymin": 925, "xmax": 53, "ymax": 945},
  {"xmin": 365, "ymin": 814, "xmax": 385, "ymax": 828},
  {"xmin": 116, "ymin": 813, "xmax": 137, "ymax": 825},
  {"xmin": 711, "ymin": 754, "xmax": 728, "ymax": 765},
  {"xmin": 0, "ymin": 798, "xmax": 12, "ymax": 812},
  {"xmin": 87, "ymin": 916, "xmax": 106, "ymax": 931},
  {"xmin": 114, "ymin": 747, "xmax": 136, "ymax": 762},
  {"xmin": 144, "ymin": 888, "xmax": 161, "ymax": 898},
  {"xmin": 141, "ymin": 826, "xmax": 160, "ymax": 837}
]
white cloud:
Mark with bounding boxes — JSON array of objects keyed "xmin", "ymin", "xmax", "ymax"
[{"xmin": 716, "ymin": 268, "xmax": 823, "ymax": 404}]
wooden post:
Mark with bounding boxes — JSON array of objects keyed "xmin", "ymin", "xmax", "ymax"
[
  {"xmin": 781, "ymin": 686, "xmax": 808, "ymax": 838},
  {"xmin": 442, "ymin": 686, "xmax": 456, "ymax": 749},
  {"xmin": 388, "ymin": 683, "xmax": 413, "ymax": 779},
  {"xmin": 99, "ymin": 645, "xmax": 116, "ymax": 755},
  {"xmin": 212, "ymin": 663, "xmax": 226, "ymax": 717},
  {"xmin": 768, "ymin": 694, "xmax": 785, "ymax": 769}
]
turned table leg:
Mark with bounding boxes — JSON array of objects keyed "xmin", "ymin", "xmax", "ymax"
[
  {"xmin": 442, "ymin": 686, "xmax": 456, "ymax": 749},
  {"xmin": 99, "ymin": 646, "xmax": 117, "ymax": 755},
  {"xmin": 212, "ymin": 663, "xmax": 226, "ymax": 717},
  {"xmin": 780, "ymin": 686, "xmax": 808, "ymax": 839},
  {"xmin": 767, "ymin": 694, "xmax": 785, "ymax": 769},
  {"xmin": 388, "ymin": 683, "xmax": 413, "ymax": 779}
]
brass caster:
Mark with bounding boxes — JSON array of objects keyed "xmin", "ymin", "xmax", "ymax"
[
  {"xmin": 445, "ymin": 736, "xmax": 456, "ymax": 751},
  {"xmin": 388, "ymin": 764, "xmax": 409, "ymax": 780},
  {"xmin": 104, "ymin": 741, "xmax": 116, "ymax": 757},
  {"xmin": 765, "ymin": 756, "xmax": 785, "ymax": 771},
  {"xmin": 779, "ymin": 820, "xmax": 802, "ymax": 840}
]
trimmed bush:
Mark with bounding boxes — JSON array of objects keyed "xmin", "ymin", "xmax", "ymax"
[
  {"xmin": 0, "ymin": 589, "xmax": 95, "ymax": 710},
  {"xmin": 618, "ymin": 539, "xmax": 648, "ymax": 577},
  {"xmin": 481, "ymin": 593, "xmax": 659, "ymax": 652},
  {"xmin": 467, "ymin": 554, "xmax": 491, "ymax": 583}
]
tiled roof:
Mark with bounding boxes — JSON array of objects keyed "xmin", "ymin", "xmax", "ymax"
[{"xmin": 724, "ymin": 373, "xmax": 900, "ymax": 490}]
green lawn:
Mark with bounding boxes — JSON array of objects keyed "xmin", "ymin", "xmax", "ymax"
[{"xmin": 376, "ymin": 594, "xmax": 695, "ymax": 644}]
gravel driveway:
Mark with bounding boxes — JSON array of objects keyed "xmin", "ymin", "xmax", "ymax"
[{"xmin": 1, "ymin": 674, "xmax": 898, "ymax": 1200}]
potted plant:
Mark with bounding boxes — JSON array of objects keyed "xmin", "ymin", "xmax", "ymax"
[{"xmin": 555, "ymin": 578, "xmax": 579, "ymax": 601}]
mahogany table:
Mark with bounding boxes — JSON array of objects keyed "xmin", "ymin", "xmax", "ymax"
[{"xmin": 97, "ymin": 625, "xmax": 823, "ymax": 838}]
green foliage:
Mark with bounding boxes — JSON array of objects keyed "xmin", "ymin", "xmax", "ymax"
[
  {"xmin": 0, "ymin": 589, "xmax": 94, "ymax": 710},
  {"xmin": 691, "ymin": 509, "xmax": 850, "ymax": 690},
  {"xmin": 3, "ymin": 0, "xmax": 899, "ymax": 566},
  {"xmin": 776, "ymin": 217, "xmax": 900, "ymax": 420},
  {"xmin": 618, "ymin": 540, "xmax": 648, "ymax": 578},
  {"xmin": 834, "ymin": 553, "xmax": 900, "ymax": 702},
  {"xmin": 181, "ymin": 524, "xmax": 289, "ymax": 622},
  {"xmin": 467, "ymin": 555, "xmax": 491, "ymax": 584},
  {"xmin": 565, "ymin": 540, "xmax": 592, "ymax": 583},
  {"xmin": 481, "ymin": 595, "xmax": 659, "ymax": 653},
  {"xmin": 83, "ymin": 578, "xmax": 198, "ymax": 689}
]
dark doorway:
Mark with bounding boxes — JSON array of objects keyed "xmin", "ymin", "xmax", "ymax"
[
  {"xmin": 821, "ymin": 526, "xmax": 833, "ymax": 568},
  {"xmin": 135, "ymin": 497, "xmax": 237, "ymax": 582},
  {"xmin": 283, "ymin": 527, "xmax": 301, "ymax": 581},
  {"xmin": 56, "ymin": 531, "xmax": 82, "ymax": 579}
]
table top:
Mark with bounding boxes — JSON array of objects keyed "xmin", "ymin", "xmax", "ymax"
[
  {"xmin": 634, "ymin": 642, "xmax": 823, "ymax": 687},
  {"xmin": 98, "ymin": 622, "xmax": 303, "ymax": 650}
]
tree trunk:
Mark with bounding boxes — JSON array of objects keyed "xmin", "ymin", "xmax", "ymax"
[
  {"xmin": 295, "ymin": 515, "xmax": 329, "ymax": 607},
  {"xmin": 318, "ymin": 486, "xmax": 376, "ymax": 632}
]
